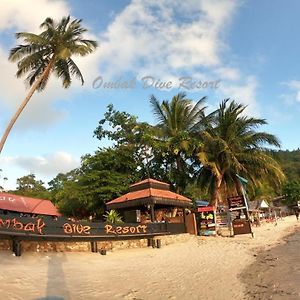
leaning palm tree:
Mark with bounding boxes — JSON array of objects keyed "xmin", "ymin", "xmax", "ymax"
[
  {"xmin": 0, "ymin": 16, "xmax": 98, "ymax": 154},
  {"xmin": 196, "ymin": 99, "xmax": 285, "ymax": 207},
  {"xmin": 150, "ymin": 92, "xmax": 209, "ymax": 192}
]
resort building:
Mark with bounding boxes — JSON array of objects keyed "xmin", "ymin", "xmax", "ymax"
[{"xmin": 106, "ymin": 178, "xmax": 193, "ymax": 223}]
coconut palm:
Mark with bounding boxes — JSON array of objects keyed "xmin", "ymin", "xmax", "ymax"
[
  {"xmin": 196, "ymin": 99, "xmax": 285, "ymax": 206},
  {"xmin": 0, "ymin": 16, "xmax": 98, "ymax": 154},
  {"xmin": 150, "ymin": 92, "xmax": 208, "ymax": 192}
]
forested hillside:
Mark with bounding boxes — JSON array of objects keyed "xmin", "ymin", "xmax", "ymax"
[{"xmin": 270, "ymin": 149, "xmax": 300, "ymax": 181}]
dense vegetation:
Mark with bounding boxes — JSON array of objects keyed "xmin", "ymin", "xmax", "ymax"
[{"xmin": 5, "ymin": 93, "xmax": 295, "ymax": 218}]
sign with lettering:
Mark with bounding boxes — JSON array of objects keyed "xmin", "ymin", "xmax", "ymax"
[
  {"xmin": 0, "ymin": 217, "xmax": 45, "ymax": 234},
  {"xmin": 0, "ymin": 214, "xmax": 184, "ymax": 240},
  {"xmin": 228, "ymin": 195, "xmax": 245, "ymax": 209},
  {"xmin": 232, "ymin": 219, "xmax": 252, "ymax": 235},
  {"xmin": 197, "ymin": 206, "xmax": 216, "ymax": 236}
]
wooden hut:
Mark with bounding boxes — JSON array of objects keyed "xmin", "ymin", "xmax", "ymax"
[{"xmin": 106, "ymin": 178, "xmax": 192, "ymax": 223}]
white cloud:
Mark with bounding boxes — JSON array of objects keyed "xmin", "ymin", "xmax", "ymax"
[
  {"xmin": 214, "ymin": 67, "xmax": 241, "ymax": 81},
  {"xmin": 0, "ymin": 0, "xmax": 69, "ymax": 32},
  {"xmin": 218, "ymin": 76, "xmax": 260, "ymax": 116},
  {"xmin": 283, "ymin": 80, "xmax": 300, "ymax": 90},
  {"xmin": 281, "ymin": 80, "xmax": 300, "ymax": 104},
  {"xmin": 0, "ymin": 0, "xmax": 101, "ymax": 131},
  {"xmin": 0, "ymin": 151, "xmax": 80, "ymax": 189},
  {"xmin": 95, "ymin": 0, "xmax": 262, "ymax": 115},
  {"xmin": 98, "ymin": 0, "xmax": 239, "ymax": 79},
  {"xmin": 0, "ymin": 151, "xmax": 79, "ymax": 176}
]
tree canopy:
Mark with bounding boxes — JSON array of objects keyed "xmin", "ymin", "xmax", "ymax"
[{"xmin": 7, "ymin": 94, "xmax": 292, "ymax": 217}]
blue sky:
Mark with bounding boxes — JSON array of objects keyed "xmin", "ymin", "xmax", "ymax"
[{"xmin": 0, "ymin": 0, "xmax": 300, "ymax": 190}]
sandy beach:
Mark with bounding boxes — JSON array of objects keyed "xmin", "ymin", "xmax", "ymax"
[
  {"xmin": 241, "ymin": 226, "xmax": 300, "ymax": 299},
  {"xmin": 0, "ymin": 216, "xmax": 299, "ymax": 300}
]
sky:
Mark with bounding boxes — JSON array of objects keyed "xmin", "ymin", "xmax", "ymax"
[{"xmin": 1, "ymin": 0, "xmax": 300, "ymax": 190}]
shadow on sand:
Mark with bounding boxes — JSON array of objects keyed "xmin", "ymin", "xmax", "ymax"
[{"xmin": 35, "ymin": 253, "xmax": 70, "ymax": 300}]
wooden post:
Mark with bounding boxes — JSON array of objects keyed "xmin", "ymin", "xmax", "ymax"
[
  {"xmin": 12, "ymin": 239, "xmax": 21, "ymax": 256},
  {"xmin": 150, "ymin": 204, "xmax": 155, "ymax": 222},
  {"xmin": 151, "ymin": 238, "xmax": 156, "ymax": 248},
  {"xmin": 183, "ymin": 208, "xmax": 186, "ymax": 223},
  {"xmin": 227, "ymin": 210, "xmax": 233, "ymax": 237},
  {"xmin": 156, "ymin": 239, "xmax": 161, "ymax": 248},
  {"xmin": 91, "ymin": 241, "xmax": 98, "ymax": 253},
  {"xmin": 12, "ymin": 239, "xmax": 16, "ymax": 254}
]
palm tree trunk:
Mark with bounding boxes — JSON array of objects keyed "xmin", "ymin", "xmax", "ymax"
[
  {"xmin": 212, "ymin": 175, "xmax": 222, "ymax": 208},
  {"xmin": 0, "ymin": 57, "xmax": 55, "ymax": 154},
  {"xmin": 175, "ymin": 155, "xmax": 182, "ymax": 193},
  {"xmin": 234, "ymin": 176, "xmax": 243, "ymax": 196}
]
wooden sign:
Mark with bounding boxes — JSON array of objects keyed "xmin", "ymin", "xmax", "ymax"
[
  {"xmin": 0, "ymin": 213, "xmax": 185, "ymax": 239},
  {"xmin": 228, "ymin": 195, "xmax": 245, "ymax": 209},
  {"xmin": 232, "ymin": 219, "xmax": 252, "ymax": 235},
  {"xmin": 197, "ymin": 206, "xmax": 216, "ymax": 236}
]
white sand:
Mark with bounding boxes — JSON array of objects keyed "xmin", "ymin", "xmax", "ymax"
[{"xmin": 0, "ymin": 216, "xmax": 299, "ymax": 300}]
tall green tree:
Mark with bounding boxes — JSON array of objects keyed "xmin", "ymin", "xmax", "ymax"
[
  {"xmin": 0, "ymin": 16, "xmax": 97, "ymax": 153},
  {"xmin": 282, "ymin": 181, "xmax": 300, "ymax": 206},
  {"xmin": 150, "ymin": 92, "xmax": 208, "ymax": 193},
  {"xmin": 11, "ymin": 173, "xmax": 50, "ymax": 199},
  {"xmin": 196, "ymin": 99, "xmax": 285, "ymax": 206},
  {"xmin": 94, "ymin": 104, "xmax": 155, "ymax": 178},
  {"xmin": 49, "ymin": 147, "xmax": 141, "ymax": 218}
]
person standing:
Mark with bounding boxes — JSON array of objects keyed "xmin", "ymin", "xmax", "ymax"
[{"xmin": 295, "ymin": 210, "xmax": 299, "ymax": 222}]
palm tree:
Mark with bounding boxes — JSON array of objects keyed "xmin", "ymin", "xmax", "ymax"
[
  {"xmin": 0, "ymin": 16, "xmax": 98, "ymax": 154},
  {"xmin": 197, "ymin": 99, "xmax": 285, "ymax": 207},
  {"xmin": 150, "ymin": 92, "xmax": 208, "ymax": 192}
]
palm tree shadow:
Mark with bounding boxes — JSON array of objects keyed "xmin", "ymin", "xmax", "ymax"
[{"xmin": 35, "ymin": 253, "xmax": 70, "ymax": 300}]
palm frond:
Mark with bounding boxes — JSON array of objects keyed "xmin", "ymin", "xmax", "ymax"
[
  {"xmin": 54, "ymin": 59, "xmax": 71, "ymax": 88},
  {"xmin": 68, "ymin": 58, "xmax": 84, "ymax": 85}
]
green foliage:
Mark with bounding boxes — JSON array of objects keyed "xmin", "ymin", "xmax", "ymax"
[
  {"xmin": 270, "ymin": 149, "xmax": 300, "ymax": 182},
  {"xmin": 49, "ymin": 147, "xmax": 141, "ymax": 218},
  {"xmin": 10, "ymin": 173, "xmax": 51, "ymax": 199},
  {"xmin": 195, "ymin": 99, "xmax": 285, "ymax": 205},
  {"xmin": 11, "ymin": 96, "xmax": 288, "ymax": 218},
  {"xmin": 150, "ymin": 92, "xmax": 208, "ymax": 193},
  {"xmin": 282, "ymin": 181, "xmax": 300, "ymax": 206},
  {"xmin": 9, "ymin": 15, "xmax": 97, "ymax": 90},
  {"xmin": 184, "ymin": 183, "xmax": 210, "ymax": 203},
  {"xmin": 103, "ymin": 210, "xmax": 123, "ymax": 223}
]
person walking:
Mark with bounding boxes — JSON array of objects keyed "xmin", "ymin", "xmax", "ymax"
[{"xmin": 295, "ymin": 210, "xmax": 299, "ymax": 222}]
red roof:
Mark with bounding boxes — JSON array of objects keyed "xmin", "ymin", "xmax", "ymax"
[
  {"xmin": 107, "ymin": 188, "xmax": 191, "ymax": 205},
  {"xmin": 130, "ymin": 178, "xmax": 169, "ymax": 187},
  {"xmin": 0, "ymin": 193, "xmax": 61, "ymax": 216}
]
